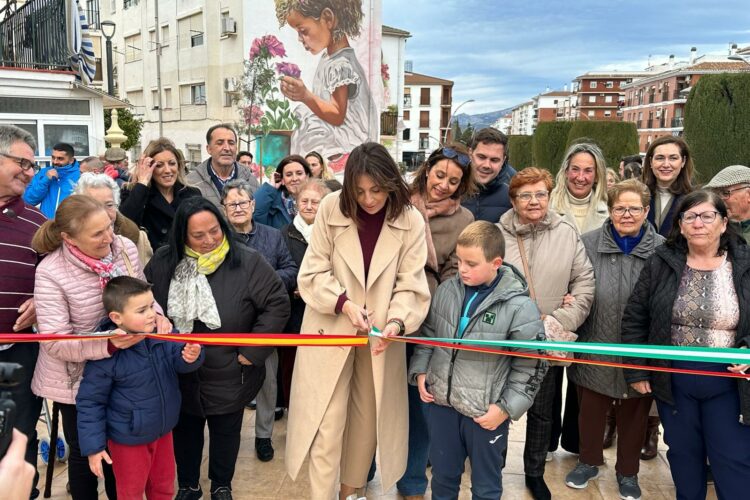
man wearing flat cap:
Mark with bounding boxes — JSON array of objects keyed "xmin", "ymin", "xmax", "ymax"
[
  {"xmin": 706, "ymin": 165, "xmax": 750, "ymax": 243},
  {"xmin": 104, "ymin": 147, "xmax": 130, "ymax": 186}
]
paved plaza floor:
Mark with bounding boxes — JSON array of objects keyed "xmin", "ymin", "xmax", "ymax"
[{"xmin": 37, "ymin": 403, "xmax": 718, "ymax": 499}]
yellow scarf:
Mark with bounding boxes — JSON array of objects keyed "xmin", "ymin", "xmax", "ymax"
[{"xmin": 184, "ymin": 236, "xmax": 230, "ymax": 275}]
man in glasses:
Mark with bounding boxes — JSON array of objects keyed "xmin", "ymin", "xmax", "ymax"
[
  {"xmin": 23, "ymin": 142, "xmax": 79, "ymax": 218},
  {"xmin": 0, "ymin": 125, "xmax": 47, "ymax": 499},
  {"xmin": 706, "ymin": 165, "xmax": 750, "ymax": 243},
  {"xmin": 461, "ymin": 128, "xmax": 517, "ymax": 222}
]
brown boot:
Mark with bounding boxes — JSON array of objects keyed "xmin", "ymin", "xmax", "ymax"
[
  {"xmin": 640, "ymin": 416, "xmax": 660, "ymax": 460},
  {"xmin": 603, "ymin": 406, "xmax": 617, "ymax": 449}
]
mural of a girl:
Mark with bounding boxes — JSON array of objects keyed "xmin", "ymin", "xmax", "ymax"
[{"xmin": 275, "ymin": 0, "xmax": 379, "ymax": 172}]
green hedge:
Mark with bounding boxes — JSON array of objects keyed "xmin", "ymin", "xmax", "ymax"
[
  {"xmin": 565, "ymin": 121, "xmax": 639, "ymax": 171},
  {"xmin": 508, "ymin": 135, "xmax": 533, "ymax": 169},
  {"xmin": 684, "ymin": 73, "xmax": 750, "ymax": 181},
  {"xmin": 532, "ymin": 121, "xmax": 573, "ymax": 176}
]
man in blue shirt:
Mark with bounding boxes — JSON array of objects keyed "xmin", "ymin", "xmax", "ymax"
[{"xmin": 23, "ymin": 143, "xmax": 79, "ymax": 218}]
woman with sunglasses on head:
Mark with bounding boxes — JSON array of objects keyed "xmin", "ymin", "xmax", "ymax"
[
  {"xmin": 394, "ymin": 144, "xmax": 476, "ymax": 498},
  {"xmin": 498, "ymin": 167, "xmax": 595, "ymax": 500},
  {"xmin": 622, "ymin": 190, "xmax": 750, "ymax": 499},
  {"xmin": 285, "ymin": 143, "xmax": 430, "ymax": 500},
  {"xmin": 120, "ymin": 138, "xmax": 201, "ymax": 250}
]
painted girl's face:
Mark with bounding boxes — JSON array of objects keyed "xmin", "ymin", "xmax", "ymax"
[{"xmin": 287, "ymin": 9, "xmax": 333, "ymax": 55}]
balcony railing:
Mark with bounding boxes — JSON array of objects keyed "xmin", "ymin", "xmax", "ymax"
[
  {"xmin": 84, "ymin": 0, "xmax": 100, "ymax": 30},
  {"xmin": 646, "ymin": 119, "xmax": 654, "ymax": 128},
  {"xmin": 380, "ymin": 111, "xmax": 397, "ymax": 136},
  {"xmin": 0, "ymin": 0, "xmax": 70, "ymax": 70},
  {"xmin": 672, "ymin": 117, "xmax": 685, "ymax": 128}
]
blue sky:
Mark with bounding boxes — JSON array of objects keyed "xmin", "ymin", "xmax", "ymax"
[{"xmin": 382, "ymin": 0, "xmax": 750, "ymax": 115}]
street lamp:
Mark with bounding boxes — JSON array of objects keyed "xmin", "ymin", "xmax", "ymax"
[
  {"xmin": 444, "ymin": 99, "xmax": 475, "ymax": 144},
  {"xmin": 728, "ymin": 54, "xmax": 750, "ymax": 64},
  {"xmin": 101, "ymin": 20, "xmax": 116, "ymax": 96}
]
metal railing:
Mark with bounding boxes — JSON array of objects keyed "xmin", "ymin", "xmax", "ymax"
[
  {"xmin": 85, "ymin": 0, "xmax": 100, "ymax": 30},
  {"xmin": 0, "ymin": 0, "xmax": 70, "ymax": 70},
  {"xmin": 672, "ymin": 117, "xmax": 685, "ymax": 128},
  {"xmin": 380, "ymin": 111, "xmax": 397, "ymax": 136}
]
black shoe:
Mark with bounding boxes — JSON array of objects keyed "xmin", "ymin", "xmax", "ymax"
[
  {"xmin": 525, "ymin": 475, "xmax": 551, "ymax": 500},
  {"xmin": 210, "ymin": 486, "xmax": 232, "ymax": 500},
  {"xmin": 175, "ymin": 485, "xmax": 203, "ymax": 500},
  {"xmin": 255, "ymin": 437, "xmax": 274, "ymax": 462},
  {"xmin": 274, "ymin": 407, "xmax": 284, "ymax": 421}
]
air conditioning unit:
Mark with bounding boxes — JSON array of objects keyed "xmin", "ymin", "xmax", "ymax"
[
  {"xmin": 221, "ymin": 17, "xmax": 237, "ymax": 35},
  {"xmin": 224, "ymin": 77, "xmax": 238, "ymax": 93}
]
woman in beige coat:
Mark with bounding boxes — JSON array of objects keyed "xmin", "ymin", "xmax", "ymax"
[
  {"xmin": 497, "ymin": 167, "xmax": 595, "ymax": 500},
  {"xmin": 286, "ymin": 143, "xmax": 431, "ymax": 500}
]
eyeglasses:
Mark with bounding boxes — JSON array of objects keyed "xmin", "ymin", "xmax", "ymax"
[
  {"xmin": 515, "ymin": 191, "xmax": 549, "ymax": 202},
  {"xmin": 436, "ymin": 147, "xmax": 471, "ymax": 168},
  {"xmin": 223, "ymin": 200, "xmax": 252, "ymax": 211},
  {"xmin": 680, "ymin": 210, "xmax": 720, "ymax": 224},
  {"xmin": 652, "ymin": 154, "xmax": 683, "ymax": 164},
  {"xmin": 611, "ymin": 206, "xmax": 645, "ymax": 217},
  {"xmin": 0, "ymin": 152, "xmax": 36, "ymax": 172},
  {"xmin": 716, "ymin": 185, "xmax": 750, "ymax": 199}
]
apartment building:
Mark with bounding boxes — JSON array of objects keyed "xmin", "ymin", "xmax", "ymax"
[
  {"xmin": 575, "ymin": 71, "xmax": 651, "ymax": 121},
  {"xmin": 401, "ymin": 71, "xmax": 453, "ymax": 168},
  {"xmin": 380, "ymin": 25, "xmax": 410, "ymax": 163},
  {"xmin": 621, "ymin": 48, "xmax": 750, "ymax": 152},
  {"xmin": 510, "ymin": 101, "xmax": 534, "ymax": 135},
  {"xmin": 534, "ymin": 90, "xmax": 576, "ymax": 123}
]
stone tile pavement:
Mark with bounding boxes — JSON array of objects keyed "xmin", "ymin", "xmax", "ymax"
[{"xmin": 37, "ymin": 404, "xmax": 718, "ymax": 499}]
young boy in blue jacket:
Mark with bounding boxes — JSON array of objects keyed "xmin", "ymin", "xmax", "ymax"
[
  {"xmin": 76, "ymin": 276, "xmax": 203, "ymax": 499},
  {"xmin": 409, "ymin": 221, "xmax": 547, "ymax": 499}
]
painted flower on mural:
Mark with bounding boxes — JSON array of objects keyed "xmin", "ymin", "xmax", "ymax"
[
  {"xmin": 276, "ymin": 62, "xmax": 302, "ymax": 78},
  {"xmin": 237, "ymin": 35, "xmax": 300, "ymax": 135}
]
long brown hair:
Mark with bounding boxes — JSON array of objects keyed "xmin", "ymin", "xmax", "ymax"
[
  {"xmin": 128, "ymin": 137, "xmax": 189, "ymax": 189},
  {"xmin": 31, "ymin": 195, "xmax": 107, "ymax": 253},
  {"xmin": 642, "ymin": 135, "xmax": 695, "ymax": 195},
  {"xmin": 410, "ymin": 143, "xmax": 476, "ymax": 200},
  {"xmin": 339, "ymin": 142, "xmax": 411, "ymax": 227}
]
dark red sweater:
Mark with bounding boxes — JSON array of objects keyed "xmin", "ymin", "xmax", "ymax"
[
  {"xmin": 335, "ymin": 206, "xmax": 387, "ymax": 312},
  {"xmin": 0, "ymin": 197, "xmax": 46, "ymax": 334}
]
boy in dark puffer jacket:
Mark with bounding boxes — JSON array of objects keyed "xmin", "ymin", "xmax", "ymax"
[{"xmin": 76, "ymin": 276, "xmax": 203, "ymax": 499}]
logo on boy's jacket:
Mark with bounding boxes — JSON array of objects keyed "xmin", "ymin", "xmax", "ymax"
[{"xmin": 483, "ymin": 312, "xmax": 496, "ymax": 325}]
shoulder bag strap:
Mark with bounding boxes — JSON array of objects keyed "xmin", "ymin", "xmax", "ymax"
[
  {"xmin": 515, "ymin": 234, "xmax": 536, "ymax": 300},
  {"xmin": 119, "ymin": 236, "xmax": 135, "ymax": 277}
]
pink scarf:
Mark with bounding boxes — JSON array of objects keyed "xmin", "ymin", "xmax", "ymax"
[{"xmin": 64, "ymin": 241, "xmax": 122, "ymax": 289}]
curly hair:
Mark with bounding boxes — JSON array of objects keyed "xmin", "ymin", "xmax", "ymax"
[{"xmin": 275, "ymin": 0, "xmax": 364, "ymax": 41}]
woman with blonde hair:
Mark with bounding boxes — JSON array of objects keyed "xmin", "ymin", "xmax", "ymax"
[
  {"xmin": 306, "ymin": 150, "xmax": 343, "ymax": 191},
  {"xmin": 119, "ymin": 138, "xmax": 201, "ymax": 249},
  {"xmin": 549, "ymin": 142, "xmax": 609, "ymax": 234}
]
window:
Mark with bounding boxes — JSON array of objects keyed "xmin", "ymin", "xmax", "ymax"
[
  {"xmin": 110, "ymin": 0, "xmax": 116, "ymax": 14},
  {"xmin": 638, "ymin": 111, "xmax": 643, "ymax": 120},
  {"xmin": 420, "ymin": 88, "xmax": 430, "ymax": 106},
  {"xmin": 149, "ymin": 29, "xmax": 156, "ymax": 51},
  {"xmin": 124, "ymin": 34, "xmax": 142, "ymax": 62},
  {"xmin": 589, "ymin": 81, "xmax": 597, "ymax": 89},
  {"xmin": 151, "ymin": 89, "xmax": 159, "ymax": 108},
  {"xmin": 605, "ymin": 95, "xmax": 613, "ymax": 103},
  {"xmin": 223, "ymin": 90, "xmax": 233, "ymax": 107},
  {"xmin": 179, "ymin": 13, "xmax": 204, "ymax": 49},
  {"xmin": 606, "ymin": 81, "xmax": 614, "ymax": 88},
  {"xmin": 404, "ymin": 88, "xmax": 411, "ymax": 107},
  {"xmin": 588, "ymin": 95, "xmax": 596, "ymax": 103},
  {"xmin": 402, "ymin": 128, "xmax": 410, "ymax": 141},
  {"xmin": 419, "ymin": 111, "xmax": 429, "ymax": 128},
  {"xmin": 161, "ymin": 25, "xmax": 170, "ymax": 47},
  {"xmin": 163, "ymin": 88, "xmax": 172, "ymax": 109},
  {"xmin": 587, "ymin": 110, "xmax": 595, "ymax": 117},
  {"xmin": 403, "ymin": 110, "xmax": 410, "ymax": 121},
  {"xmin": 44, "ymin": 125, "xmax": 89, "ymax": 156},
  {"xmin": 124, "ymin": 0, "xmax": 138, "ymax": 9},
  {"xmin": 191, "ymin": 84, "xmax": 206, "ymax": 105},
  {"xmin": 419, "ymin": 133, "xmax": 429, "ymax": 149},
  {"xmin": 186, "ymin": 144, "xmax": 202, "ymax": 170},
  {"xmin": 604, "ymin": 110, "xmax": 612, "ymax": 117}
]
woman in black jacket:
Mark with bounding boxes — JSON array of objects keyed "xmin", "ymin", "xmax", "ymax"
[
  {"xmin": 120, "ymin": 138, "xmax": 201, "ymax": 249},
  {"xmin": 145, "ymin": 198, "xmax": 290, "ymax": 500},
  {"xmin": 621, "ymin": 190, "xmax": 750, "ymax": 500}
]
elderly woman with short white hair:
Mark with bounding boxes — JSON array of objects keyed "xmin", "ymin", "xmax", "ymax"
[{"xmin": 75, "ymin": 172, "xmax": 153, "ymax": 266}]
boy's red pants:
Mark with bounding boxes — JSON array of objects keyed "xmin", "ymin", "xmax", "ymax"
[{"xmin": 108, "ymin": 432, "xmax": 175, "ymax": 500}]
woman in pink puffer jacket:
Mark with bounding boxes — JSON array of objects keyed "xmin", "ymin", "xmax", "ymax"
[{"xmin": 30, "ymin": 195, "xmax": 168, "ymax": 500}]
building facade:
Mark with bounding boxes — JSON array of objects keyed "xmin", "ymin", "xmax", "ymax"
[
  {"xmin": 574, "ymin": 71, "xmax": 651, "ymax": 121},
  {"xmin": 380, "ymin": 25, "xmax": 410, "ymax": 164},
  {"xmin": 510, "ymin": 100, "xmax": 534, "ymax": 135},
  {"xmin": 401, "ymin": 71, "xmax": 453, "ymax": 168},
  {"xmin": 534, "ymin": 90, "xmax": 576, "ymax": 123}
]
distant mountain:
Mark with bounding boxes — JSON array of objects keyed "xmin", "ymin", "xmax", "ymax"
[{"xmin": 455, "ymin": 107, "xmax": 514, "ymax": 129}]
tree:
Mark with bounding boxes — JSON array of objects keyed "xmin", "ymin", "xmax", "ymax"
[
  {"xmin": 684, "ymin": 73, "xmax": 750, "ymax": 181},
  {"xmin": 565, "ymin": 121, "xmax": 639, "ymax": 171},
  {"xmin": 104, "ymin": 108, "xmax": 143, "ymax": 151},
  {"xmin": 532, "ymin": 121, "xmax": 573, "ymax": 176},
  {"xmin": 508, "ymin": 135, "xmax": 533, "ymax": 169},
  {"xmin": 452, "ymin": 121, "xmax": 475, "ymax": 146}
]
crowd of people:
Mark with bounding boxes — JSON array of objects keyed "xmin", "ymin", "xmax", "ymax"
[{"xmin": 2, "ymin": 121, "xmax": 750, "ymax": 500}]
